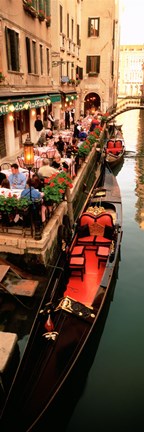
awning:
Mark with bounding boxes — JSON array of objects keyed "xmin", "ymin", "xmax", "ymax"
[
  {"xmin": 61, "ymin": 90, "xmax": 77, "ymax": 101},
  {"xmin": 0, "ymin": 92, "xmax": 61, "ymax": 116}
]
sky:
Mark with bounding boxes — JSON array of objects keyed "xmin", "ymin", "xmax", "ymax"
[{"xmin": 119, "ymin": 0, "xmax": 144, "ymax": 44}]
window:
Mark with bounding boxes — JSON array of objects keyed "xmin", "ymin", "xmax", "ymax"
[
  {"xmin": 14, "ymin": 111, "xmax": 29, "ymax": 140},
  {"xmin": 67, "ymin": 13, "xmax": 69, "ymax": 38},
  {"xmin": 26, "ymin": 38, "xmax": 37, "ymax": 74},
  {"xmin": 77, "ymin": 24, "xmax": 80, "ymax": 45},
  {"xmin": 46, "ymin": 48, "xmax": 50, "ymax": 75},
  {"xmin": 111, "ymin": 60, "xmax": 114, "ymax": 80},
  {"xmin": 60, "ymin": 5, "xmax": 63, "ymax": 33},
  {"xmin": 88, "ymin": 18, "xmax": 100, "ymax": 37},
  {"xmin": 76, "ymin": 66, "xmax": 83, "ymax": 80},
  {"xmin": 86, "ymin": 56, "xmax": 100, "ymax": 75},
  {"xmin": 5, "ymin": 27, "xmax": 20, "ymax": 71},
  {"xmin": 71, "ymin": 19, "xmax": 74, "ymax": 41},
  {"xmin": 32, "ymin": 41, "xmax": 37, "ymax": 74},
  {"xmin": 66, "ymin": 61, "xmax": 69, "ymax": 77},
  {"xmin": 39, "ymin": 44, "xmax": 43, "ymax": 75},
  {"xmin": 26, "ymin": 37, "xmax": 31, "ymax": 73},
  {"xmin": 112, "ymin": 20, "xmax": 115, "ymax": 49}
]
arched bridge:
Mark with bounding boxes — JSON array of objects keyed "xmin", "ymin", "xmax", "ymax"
[{"xmin": 107, "ymin": 97, "xmax": 144, "ymax": 122}]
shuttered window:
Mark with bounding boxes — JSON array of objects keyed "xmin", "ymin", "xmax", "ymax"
[
  {"xmin": 88, "ymin": 18, "xmax": 100, "ymax": 37},
  {"xmin": 5, "ymin": 27, "xmax": 20, "ymax": 71},
  {"xmin": 60, "ymin": 5, "xmax": 63, "ymax": 33},
  {"xmin": 26, "ymin": 37, "xmax": 31, "ymax": 73},
  {"xmin": 86, "ymin": 56, "xmax": 100, "ymax": 75},
  {"xmin": 67, "ymin": 13, "xmax": 69, "ymax": 38},
  {"xmin": 32, "ymin": 41, "xmax": 37, "ymax": 74},
  {"xmin": 40, "ymin": 44, "xmax": 43, "ymax": 75}
]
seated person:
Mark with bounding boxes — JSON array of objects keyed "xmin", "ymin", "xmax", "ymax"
[
  {"xmin": 78, "ymin": 127, "xmax": 88, "ymax": 141},
  {"xmin": 1, "ymin": 178, "xmax": 10, "ymax": 189},
  {"xmin": 52, "ymin": 154, "xmax": 63, "ymax": 170},
  {"xmin": 55, "ymin": 135, "xmax": 65, "ymax": 156},
  {"xmin": 73, "ymin": 120, "xmax": 81, "ymax": 138},
  {"xmin": 71, "ymin": 137, "xmax": 79, "ymax": 153},
  {"xmin": 32, "ymin": 173, "xmax": 44, "ymax": 191},
  {"xmin": 46, "ymin": 130, "xmax": 54, "ymax": 140},
  {"xmin": 0, "ymin": 167, "xmax": 6, "ymax": 185},
  {"xmin": 21, "ymin": 178, "xmax": 42, "ymax": 202},
  {"xmin": 52, "ymin": 153, "xmax": 69, "ymax": 172},
  {"xmin": 38, "ymin": 158, "xmax": 59, "ymax": 178},
  {"xmin": 37, "ymin": 131, "xmax": 46, "ymax": 147},
  {"xmin": 8, "ymin": 163, "xmax": 27, "ymax": 189}
]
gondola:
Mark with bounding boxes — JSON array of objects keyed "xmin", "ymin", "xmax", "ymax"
[
  {"xmin": 1, "ymin": 162, "xmax": 123, "ymax": 432},
  {"xmin": 104, "ymin": 126, "xmax": 125, "ymax": 169}
]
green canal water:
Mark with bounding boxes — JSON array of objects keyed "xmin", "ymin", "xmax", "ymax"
[{"xmin": 61, "ymin": 109, "xmax": 144, "ymax": 432}]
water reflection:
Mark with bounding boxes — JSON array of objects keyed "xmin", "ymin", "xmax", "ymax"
[
  {"xmin": 135, "ymin": 110, "xmax": 144, "ymax": 229},
  {"xmin": 116, "ymin": 110, "xmax": 144, "ymax": 229}
]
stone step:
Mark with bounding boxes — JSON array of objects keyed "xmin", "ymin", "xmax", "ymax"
[{"xmin": 0, "ymin": 331, "xmax": 19, "ymax": 399}]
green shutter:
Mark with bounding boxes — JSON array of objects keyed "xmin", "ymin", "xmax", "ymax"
[
  {"xmin": 88, "ymin": 18, "xmax": 91, "ymax": 37},
  {"xmin": 86, "ymin": 56, "xmax": 91, "ymax": 73},
  {"xmin": 39, "ymin": 0, "xmax": 44, "ymax": 13},
  {"xmin": 45, "ymin": 0, "xmax": 51, "ymax": 17}
]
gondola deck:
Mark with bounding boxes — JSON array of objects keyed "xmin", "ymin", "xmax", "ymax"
[{"xmin": 1, "ymin": 162, "xmax": 123, "ymax": 432}]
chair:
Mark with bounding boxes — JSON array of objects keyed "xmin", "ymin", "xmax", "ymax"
[
  {"xmin": 17, "ymin": 156, "xmax": 24, "ymax": 168},
  {"xmin": 0, "ymin": 163, "xmax": 11, "ymax": 170},
  {"xmin": 115, "ymin": 140, "xmax": 122, "ymax": 149},
  {"xmin": 71, "ymin": 245, "xmax": 85, "ymax": 258},
  {"xmin": 96, "ymin": 246, "xmax": 110, "ymax": 268},
  {"xmin": 76, "ymin": 213, "xmax": 96, "ymax": 249},
  {"xmin": 94, "ymin": 213, "xmax": 113, "ymax": 249},
  {"xmin": 69, "ymin": 256, "xmax": 85, "ymax": 281},
  {"xmin": 107, "ymin": 140, "xmax": 115, "ymax": 149}
]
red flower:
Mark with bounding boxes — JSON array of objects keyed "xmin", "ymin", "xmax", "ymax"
[{"xmin": 58, "ymin": 177, "xmax": 65, "ymax": 184}]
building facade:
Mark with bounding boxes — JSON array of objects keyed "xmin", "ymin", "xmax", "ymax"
[
  {"xmin": 118, "ymin": 45, "xmax": 144, "ymax": 97},
  {"xmin": 0, "ymin": 0, "xmax": 120, "ymax": 161}
]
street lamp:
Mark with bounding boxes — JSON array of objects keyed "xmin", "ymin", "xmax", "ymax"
[
  {"xmin": 23, "ymin": 134, "xmax": 34, "ymax": 199},
  {"xmin": 23, "ymin": 134, "xmax": 42, "ymax": 240},
  {"xmin": 24, "ymin": 134, "xmax": 34, "ymax": 167}
]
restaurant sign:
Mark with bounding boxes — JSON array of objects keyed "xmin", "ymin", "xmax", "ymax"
[{"xmin": 0, "ymin": 94, "xmax": 61, "ymax": 116}]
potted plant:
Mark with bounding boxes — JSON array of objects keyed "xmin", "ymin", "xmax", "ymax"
[
  {"xmin": 16, "ymin": 197, "xmax": 31, "ymax": 215},
  {"xmin": 0, "ymin": 195, "xmax": 18, "ymax": 225},
  {"xmin": 42, "ymin": 172, "xmax": 73, "ymax": 205},
  {"xmin": 78, "ymin": 142, "xmax": 91, "ymax": 159},
  {"xmin": 46, "ymin": 15, "xmax": 51, "ymax": 26},
  {"xmin": 38, "ymin": 11, "xmax": 45, "ymax": 21},
  {"xmin": 68, "ymin": 78, "xmax": 76, "ymax": 86},
  {"xmin": 23, "ymin": 0, "xmax": 37, "ymax": 17},
  {"xmin": 0, "ymin": 72, "xmax": 5, "ymax": 83},
  {"xmin": 0, "ymin": 195, "xmax": 31, "ymax": 225}
]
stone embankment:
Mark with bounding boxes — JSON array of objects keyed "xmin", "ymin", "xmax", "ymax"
[{"xmin": 0, "ymin": 143, "xmax": 102, "ymax": 268}]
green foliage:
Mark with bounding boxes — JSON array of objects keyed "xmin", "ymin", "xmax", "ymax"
[
  {"xmin": 42, "ymin": 171, "xmax": 73, "ymax": 204},
  {"xmin": 0, "ymin": 195, "xmax": 30, "ymax": 214}
]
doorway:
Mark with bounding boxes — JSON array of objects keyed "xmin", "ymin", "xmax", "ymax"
[{"xmin": 84, "ymin": 92, "xmax": 100, "ymax": 116}]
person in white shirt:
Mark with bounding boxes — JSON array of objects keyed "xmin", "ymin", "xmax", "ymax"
[
  {"xmin": 48, "ymin": 111, "xmax": 55, "ymax": 131},
  {"xmin": 8, "ymin": 163, "xmax": 27, "ymax": 189},
  {"xmin": 38, "ymin": 159, "xmax": 59, "ymax": 178}
]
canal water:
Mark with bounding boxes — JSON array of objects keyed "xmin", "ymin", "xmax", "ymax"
[{"xmin": 62, "ymin": 109, "xmax": 144, "ymax": 432}]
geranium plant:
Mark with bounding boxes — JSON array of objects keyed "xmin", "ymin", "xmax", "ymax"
[
  {"xmin": 78, "ymin": 141, "xmax": 91, "ymax": 158},
  {"xmin": 0, "ymin": 195, "xmax": 30, "ymax": 214},
  {"xmin": 0, "ymin": 72, "xmax": 5, "ymax": 82},
  {"xmin": 43, "ymin": 171, "xmax": 73, "ymax": 204}
]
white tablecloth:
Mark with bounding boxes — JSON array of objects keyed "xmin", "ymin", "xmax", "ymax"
[
  {"xmin": 2, "ymin": 167, "xmax": 29, "ymax": 180},
  {"xmin": 0, "ymin": 188, "xmax": 23, "ymax": 199}
]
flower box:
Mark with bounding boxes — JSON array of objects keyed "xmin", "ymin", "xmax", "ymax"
[{"xmin": 42, "ymin": 171, "xmax": 73, "ymax": 204}]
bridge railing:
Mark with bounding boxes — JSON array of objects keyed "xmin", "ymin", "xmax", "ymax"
[{"xmin": 107, "ymin": 97, "xmax": 142, "ymax": 121}]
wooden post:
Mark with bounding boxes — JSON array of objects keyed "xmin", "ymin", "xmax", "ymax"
[{"xmin": 65, "ymin": 187, "xmax": 74, "ymax": 228}]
